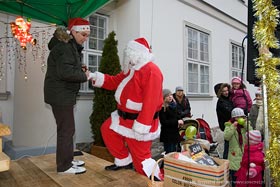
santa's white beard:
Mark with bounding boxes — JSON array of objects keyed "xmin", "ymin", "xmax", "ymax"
[
  {"xmin": 122, "ymin": 48, "xmax": 136, "ymax": 74},
  {"xmin": 122, "ymin": 45, "xmax": 154, "ymax": 74},
  {"xmin": 122, "ymin": 56, "xmax": 130, "ymax": 74}
]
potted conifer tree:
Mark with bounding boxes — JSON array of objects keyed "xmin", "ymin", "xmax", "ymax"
[{"xmin": 89, "ymin": 31, "xmax": 121, "ymax": 162}]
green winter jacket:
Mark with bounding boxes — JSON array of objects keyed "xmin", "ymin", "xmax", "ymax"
[
  {"xmin": 44, "ymin": 29, "xmax": 87, "ymax": 106},
  {"xmin": 224, "ymin": 121, "xmax": 252, "ymax": 171}
]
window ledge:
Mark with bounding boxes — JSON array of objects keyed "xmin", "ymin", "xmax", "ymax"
[
  {"xmin": 0, "ymin": 91, "xmax": 11, "ymax": 100},
  {"xmin": 187, "ymin": 95, "xmax": 214, "ymax": 100},
  {"xmin": 77, "ymin": 92, "xmax": 94, "ymax": 100}
]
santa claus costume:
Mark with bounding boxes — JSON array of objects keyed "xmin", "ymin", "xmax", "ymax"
[
  {"xmin": 235, "ymin": 130, "xmax": 264, "ymax": 187},
  {"xmin": 90, "ymin": 37, "xmax": 163, "ymax": 178}
]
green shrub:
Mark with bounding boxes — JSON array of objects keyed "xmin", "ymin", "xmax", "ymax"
[{"xmin": 89, "ymin": 31, "xmax": 121, "ymax": 146}]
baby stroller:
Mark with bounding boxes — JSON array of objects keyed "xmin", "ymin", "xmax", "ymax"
[{"xmin": 179, "ymin": 117, "xmax": 219, "ymax": 156}]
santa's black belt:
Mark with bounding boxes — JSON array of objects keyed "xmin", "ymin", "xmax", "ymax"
[{"xmin": 117, "ymin": 109, "xmax": 159, "ymax": 120}]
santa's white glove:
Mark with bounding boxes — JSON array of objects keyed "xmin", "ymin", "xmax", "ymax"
[{"xmin": 88, "ymin": 72, "xmax": 97, "ymax": 80}]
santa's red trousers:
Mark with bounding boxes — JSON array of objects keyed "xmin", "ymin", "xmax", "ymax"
[{"xmin": 101, "ymin": 117, "xmax": 152, "ymax": 176}]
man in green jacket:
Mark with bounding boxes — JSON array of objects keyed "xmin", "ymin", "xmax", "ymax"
[{"xmin": 44, "ymin": 18, "xmax": 90, "ymax": 174}]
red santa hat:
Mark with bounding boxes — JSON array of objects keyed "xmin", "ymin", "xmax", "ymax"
[
  {"xmin": 135, "ymin": 38, "xmax": 152, "ymax": 53},
  {"xmin": 127, "ymin": 37, "xmax": 152, "ymax": 54},
  {"xmin": 123, "ymin": 37, "xmax": 155, "ymax": 71},
  {"xmin": 68, "ymin": 18, "xmax": 90, "ymax": 32},
  {"xmin": 231, "ymin": 76, "xmax": 242, "ymax": 84},
  {"xmin": 246, "ymin": 130, "xmax": 262, "ymax": 145}
]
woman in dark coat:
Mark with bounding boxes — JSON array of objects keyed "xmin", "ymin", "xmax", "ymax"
[
  {"xmin": 216, "ymin": 83, "xmax": 234, "ymax": 131},
  {"xmin": 159, "ymin": 89, "xmax": 184, "ymax": 153},
  {"xmin": 215, "ymin": 83, "xmax": 234, "ymax": 159}
]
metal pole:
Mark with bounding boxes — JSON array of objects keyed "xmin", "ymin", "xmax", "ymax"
[{"xmin": 262, "ymin": 78, "xmax": 271, "ymax": 187}]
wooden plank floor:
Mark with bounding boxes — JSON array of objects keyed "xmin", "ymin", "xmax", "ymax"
[{"xmin": 0, "ymin": 152, "xmax": 149, "ymax": 187}]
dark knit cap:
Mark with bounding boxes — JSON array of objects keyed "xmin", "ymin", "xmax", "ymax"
[{"xmin": 163, "ymin": 89, "xmax": 172, "ymax": 98}]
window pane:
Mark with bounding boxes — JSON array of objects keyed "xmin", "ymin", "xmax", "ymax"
[
  {"xmin": 88, "ymin": 55, "xmax": 97, "ymax": 66},
  {"xmin": 89, "ymin": 38, "xmax": 97, "ymax": 49},
  {"xmin": 231, "ymin": 43, "xmax": 245, "ymax": 79},
  {"xmin": 238, "ymin": 47, "xmax": 243, "ymax": 69},
  {"xmin": 188, "ymin": 28, "xmax": 198, "ymax": 60},
  {"xmin": 98, "ymin": 17, "xmax": 105, "ymax": 28},
  {"xmin": 200, "ymin": 33, "xmax": 209, "ymax": 62},
  {"xmin": 98, "ymin": 40, "xmax": 104, "ymax": 51},
  {"xmin": 91, "ymin": 26, "xmax": 97, "ymax": 38},
  {"xmin": 232, "ymin": 71, "xmax": 239, "ymax": 77},
  {"xmin": 200, "ymin": 65, "xmax": 209, "ymax": 93},
  {"xmin": 232, "ymin": 45, "xmax": 238, "ymax": 68},
  {"xmin": 188, "ymin": 63, "xmax": 198, "ymax": 93},
  {"xmin": 98, "ymin": 28, "xmax": 105, "ymax": 39},
  {"xmin": 89, "ymin": 15, "xmax": 97, "ymax": 25}
]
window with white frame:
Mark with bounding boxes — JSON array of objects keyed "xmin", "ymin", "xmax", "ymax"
[
  {"xmin": 230, "ymin": 42, "xmax": 245, "ymax": 79},
  {"xmin": 80, "ymin": 14, "xmax": 108, "ymax": 93},
  {"xmin": 185, "ymin": 26, "xmax": 210, "ymax": 95}
]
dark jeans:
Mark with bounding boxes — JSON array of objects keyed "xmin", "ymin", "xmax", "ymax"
[
  {"xmin": 51, "ymin": 105, "xmax": 75, "ymax": 172},
  {"xmin": 164, "ymin": 143, "xmax": 177, "ymax": 154},
  {"xmin": 223, "ymin": 140, "xmax": 229, "ymax": 159}
]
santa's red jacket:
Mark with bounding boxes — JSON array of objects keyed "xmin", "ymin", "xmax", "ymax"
[{"xmin": 93, "ymin": 61, "xmax": 163, "ymax": 141}]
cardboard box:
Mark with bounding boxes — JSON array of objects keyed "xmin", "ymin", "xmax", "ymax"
[{"xmin": 164, "ymin": 152, "xmax": 229, "ymax": 187}]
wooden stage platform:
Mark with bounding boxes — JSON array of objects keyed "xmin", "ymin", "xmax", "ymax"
[{"xmin": 0, "ymin": 152, "xmax": 148, "ymax": 187}]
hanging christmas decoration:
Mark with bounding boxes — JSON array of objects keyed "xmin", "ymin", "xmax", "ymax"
[
  {"xmin": 0, "ymin": 20, "xmax": 53, "ymax": 79},
  {"xmin": 253, "ymin": 0, "xmax": 280, "ymax": 185},
  {"xmin": 10, "ymin": 17, "xmax": 37, "ymax": 50}
]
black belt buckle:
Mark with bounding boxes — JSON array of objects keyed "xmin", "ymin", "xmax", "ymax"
[
  {"xmin": 122, "ymin": 111, "xmax": 127, "ymax": 120},
  {"xmin": 118, "ymin": 109, "xmax": 126, "ymax": 120}
]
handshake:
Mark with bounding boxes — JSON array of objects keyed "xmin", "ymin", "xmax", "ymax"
[
  {"xmin": 88, "ymin": 72, "xmax": 97, "ymax": 80},
  {"xmin": 81, "ymin": 65, "xmax": 97, "ymax": 80}
]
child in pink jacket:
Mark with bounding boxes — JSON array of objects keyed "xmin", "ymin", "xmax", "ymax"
[
  {"xmin": 235, "ymin": 130, "xmax": 264, "ymax": 187},
  {"xmin": 230, "ymin": 77, "xmax": 252, "ymax": 115}
]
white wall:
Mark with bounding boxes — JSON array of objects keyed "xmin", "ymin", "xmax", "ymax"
[
  {"xmin": 109, "ymin": 0, "xmax": 140, "ymax": 52},
  {"xmin": 202, "ymin": 0, "xmax": 248, "ymax": 24}
]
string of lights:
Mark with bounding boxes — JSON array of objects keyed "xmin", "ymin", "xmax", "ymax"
[{"xmin": 0, "ymin": 19, "xmax": 54, "ymax": 80}]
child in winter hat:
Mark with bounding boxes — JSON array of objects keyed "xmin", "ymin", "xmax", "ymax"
[
  {"xmin": 162, "ymin": 89, "xmax": 176, "ymax": 111},
  {"xmin": 224, "ymin": 107, "xmax": 252, "ymax": 186},
  {"xmin": 163, "ymin": 89, "xmax": 172, "ymax": 99},
  {"xmin": 235, "ymin": 130, "xmax": 264, "ymax": 187},
  {"xmin": 159, "ymin": 88, "xmax": 183, "ymax": 155},
  {"xmin": 230, "ymin": 77, "xmax": 253, "ymax": 115},
  {"xmin": 247, "ymin": 130, "xmax": 262, "ymax": 145}
]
